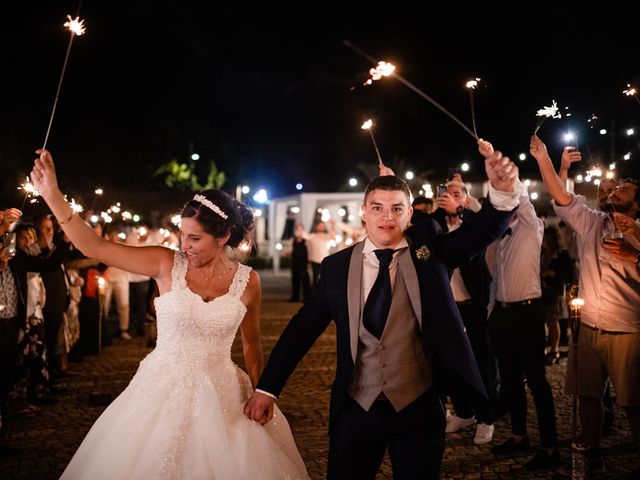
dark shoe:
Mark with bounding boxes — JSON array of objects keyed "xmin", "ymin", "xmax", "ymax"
[
  {"xmin": 491, "ymin": 437, "xmax": 530, "ymax": 455},
  {"xmin": 525, "ymin": 448, "xmax": 559, "ymax": 470},
  {"xmin": 545, "ymin": 351, "xmax": 560, "ymax": 365}
]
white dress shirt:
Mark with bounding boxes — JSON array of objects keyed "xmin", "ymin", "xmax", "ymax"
[
  {"xmin": 447, "ymin": 217, "xmax": 472, "ymax": 302},
  {"xmin": 554, "ymin": 195, "xmax": 640, "ymax": 332},
  {"xmin": 491, "ymin": 184, "xmax": 543, "ymax": 303}
]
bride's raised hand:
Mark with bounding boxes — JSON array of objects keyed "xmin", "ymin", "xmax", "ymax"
[{"xmin": 31, "ymin": 149, "xmax": 60, "ymax": 199}]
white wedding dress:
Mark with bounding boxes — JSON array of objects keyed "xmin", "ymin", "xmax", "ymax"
[{"xmin": 61, "ymin": 252, "xmax": 308, "ymax": 479}]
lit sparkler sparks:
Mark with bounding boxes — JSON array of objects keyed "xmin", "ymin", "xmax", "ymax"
[
  {"xmin": 465, "ymin": 77, "xmax": 481, "ymax": 139},
  {"xmin": 63, "ymin": 15, "xmax": 86, "ymax": 36},
  {"xmin": 360, "ymin": 119, "xmax": 383, "ymax": 165},
  {"xmin": 344, "ymin": 40, "xmax": 476, "ymax": 140},
  {"xmin": 364, "ymin": 62, "xmax": 396, "ymax": 85},
  {"xmin": 533, "ymin": 100, "xmax": 562, "ymax": 135},
  {"xmin": 69, "ymin": 198, "xmax": 84, "ymax": 213},
  {"xmin": 42, "ymin": 15, "xmax": 87, "ymax": 149},
  {"xmin": 18, "ymin": 176, "xmax": 41, "ymax": 209},
  {"xmin": 623, "ymin": 84, "xmax": 640, "ymax": 105}
]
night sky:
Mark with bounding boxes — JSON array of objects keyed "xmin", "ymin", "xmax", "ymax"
[{"xmin": 2, "ymin": 2, "xmax": 639, "ymax": 209}]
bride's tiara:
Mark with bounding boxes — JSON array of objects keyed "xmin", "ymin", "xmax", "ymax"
[{"xmin": 192, "ymin": 194, "xmax": 228, "ymax": 220}]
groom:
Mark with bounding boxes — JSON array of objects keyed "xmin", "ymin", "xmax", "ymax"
[{"xmin": 245, "ymin": 143, "xmax": 519, "ymax": 479}]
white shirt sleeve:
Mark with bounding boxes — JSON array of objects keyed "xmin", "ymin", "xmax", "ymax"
[
  {"xmin": 255, "ymin": 389, "xmax": 277, "ymax": 400},
  {"xmin": 487, "ymin": 183, "xmax": 520, "ymax": 211}
]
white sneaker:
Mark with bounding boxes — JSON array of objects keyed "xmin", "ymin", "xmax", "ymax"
[
  {"xmin": 445, "ymin": 414, "xmax": 476, "ymax": 433},
  {"xmin": 473, "ymin": 423, "xmax": 495, "ymax": 445}
]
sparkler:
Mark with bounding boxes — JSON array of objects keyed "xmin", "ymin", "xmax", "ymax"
[
  {"xmin": 623, "ymin": 84, "xmax": 640, "ymax": 105},
  {"xmin": 344, "ymin": 41, "xmax": 476, "ymax": 140},
  {"xmin": 360, "ymin": 119, "xmax": 384, "ymax": 165},
  {"xmin": 465, "ymin": 78, "xmax": 481, "ymax": 139},
  {"xmin": 42, "ymin": 15, "xmax": 86, "ymax": 149},
  {"xmin": 533, "ymin": 100, "xmax": 562, "ymax": 135},
  {"xmin": 18, "ymin": 176, "xmax": 41, "ymax": 209},
  {"xmin": 89, "ymin": 188, "xmax": 103, "ymax": 211}
]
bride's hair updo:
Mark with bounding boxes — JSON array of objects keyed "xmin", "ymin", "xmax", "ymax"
[{"xmin": 180, "ymin": 190, "xmax": 254, "ymax": 248}]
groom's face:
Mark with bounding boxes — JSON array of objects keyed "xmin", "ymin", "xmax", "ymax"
[{"xmin": 361, "ymin": 189, "xmax": 412, "ymax": 248}]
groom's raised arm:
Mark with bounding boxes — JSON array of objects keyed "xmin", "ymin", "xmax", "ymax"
[{"xmin": 409, "ymin": 140, "xmax": 520, "ymax": 268}]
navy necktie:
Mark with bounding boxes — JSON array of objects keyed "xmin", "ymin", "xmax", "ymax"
[
  {"xmin": 501, "ymin": 227, "xmax": 512, "ymax": 239},
  {"xmin": 363, "ymin": 249, "xmax": 395, "ymax": 339}
]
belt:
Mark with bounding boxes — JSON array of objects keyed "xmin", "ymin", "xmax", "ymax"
[
  {"xmin": 496, "ymin": 297, "xmax": 541, "ymax": 309},
  {"xmin": 581, "ymin": 323, "xmax": 631, "ymax": 335}
]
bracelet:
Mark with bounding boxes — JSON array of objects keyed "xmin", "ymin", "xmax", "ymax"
[{"xmin": 58, "ymin": 210, "xmax": 75, "ymax": 225}]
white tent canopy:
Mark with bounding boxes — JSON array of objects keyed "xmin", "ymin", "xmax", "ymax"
[{"xmin": 266, "ymin": 191, "xmax": 365, "ymax": 257}]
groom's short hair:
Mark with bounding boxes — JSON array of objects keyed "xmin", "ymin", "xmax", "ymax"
[{"xmin": 364, "ymin": 175, "xmax": 412, "ymax": 203}]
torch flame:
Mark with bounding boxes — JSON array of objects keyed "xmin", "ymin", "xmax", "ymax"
[
  {"xmin": 570, "ymin": 298, "xmax": 585, "ymax": 308},
  {"xmin": 64, "ymin": 15, "xmax": 86, "ymax": 36},
  {"xmin": 361, "ymin": 119, "xmax": 373, "ymax": 130}
]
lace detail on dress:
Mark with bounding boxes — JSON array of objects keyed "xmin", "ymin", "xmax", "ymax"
[
  {"xmin": 228, "ymin": 264, "xmax": 252, "ymax": 298},
  {"xmin": 171, "ymin": 251, "xmax": 189, "ymax": 290}
]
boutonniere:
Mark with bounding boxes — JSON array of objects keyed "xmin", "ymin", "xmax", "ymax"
[{"xmin": 415, "ymin": 245, "xmax": 430, "ymax": 261}]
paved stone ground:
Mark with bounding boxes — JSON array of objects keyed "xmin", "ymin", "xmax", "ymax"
[{"xmin": 0, "ymin": 271, "xmax": 638, "ymax": 479}]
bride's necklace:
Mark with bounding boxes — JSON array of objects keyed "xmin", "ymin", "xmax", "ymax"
[{"xmin": 195, "ymin": 259, "xmax": 233, "ymax": 283}]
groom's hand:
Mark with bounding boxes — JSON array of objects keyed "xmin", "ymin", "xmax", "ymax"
[{"xmin": 244, "ymin": 392, "xmax": 275, "ymax": 425}]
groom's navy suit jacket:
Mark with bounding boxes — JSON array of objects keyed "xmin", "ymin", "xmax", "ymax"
[{"xmin": 257, "ymin": 200, "xmax": 512, "ymax": 429}]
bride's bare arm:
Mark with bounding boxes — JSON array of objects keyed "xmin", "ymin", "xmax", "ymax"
[
  {"xmin": 239, "ymin": 270, "xmax": 264, "ymax": 388},
  {"xmin": 31, "ymin": 149, "xmax": 174, "ymax": 287}
]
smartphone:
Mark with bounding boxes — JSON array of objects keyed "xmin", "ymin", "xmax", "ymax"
[
  {"xmin": 1, "ymin": 233, "xmax": 16, "ymax": 257},
  {"xmin": 436, "ymin": 184, "xmax": 448, "ymax": 197}
]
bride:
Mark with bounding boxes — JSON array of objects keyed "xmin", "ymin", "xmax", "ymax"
[{"xmin": 31, "ymin": 149, "xmax": 308, "ymax": 479}]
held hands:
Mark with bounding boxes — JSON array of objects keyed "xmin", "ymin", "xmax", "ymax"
[
  {"xmin": 30, "ymin": 149, "xmax": 59, "ymax": 199},
  {"xmin": 561, "ymin": 146, "xmax": 582, "ymax": 170},
  {"xmin": 484, "ymin": 150, "xmax": 518, "ymax": 193},
  {"xmin": 243, "ymin": 392, "xmax": 275, "ymax": 426}
]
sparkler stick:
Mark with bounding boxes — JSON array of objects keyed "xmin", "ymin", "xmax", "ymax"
[
  {"xmin": 533, "ymin": 100, "xmax": 562, "ymax": 135},
  {"xmin": 42, "ymin": 15, "xmax": 86, "ymax": 149},
  {"xmin": 360, "ymin": 119, "xmax": 383, "ymax": 165},
  {"xmin": 344, "ymin": 40, "xmax": 476, "ymax": 140},
  {"xmin": 465, "ymin": 78, "xmax": 481, "ymax": 139}
]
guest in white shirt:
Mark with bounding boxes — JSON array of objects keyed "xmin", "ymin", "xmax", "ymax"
[{"xmin": 488, "ymin": 181, "xmax": 559, "ymax": 470}]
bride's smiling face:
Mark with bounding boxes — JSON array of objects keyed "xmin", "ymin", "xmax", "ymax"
[{"xmin": 180, "ymin": 217, "xmax": 226, "ymax": 267}]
